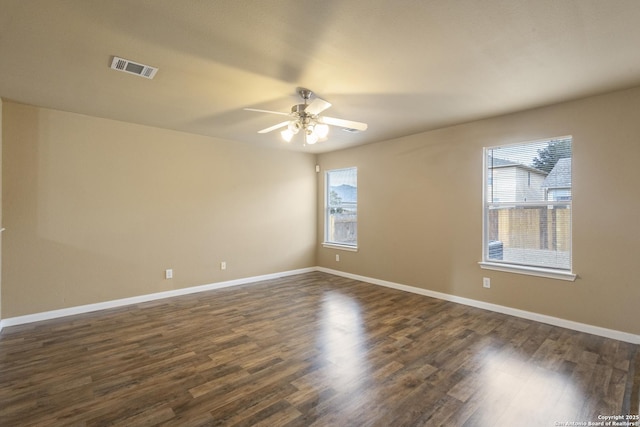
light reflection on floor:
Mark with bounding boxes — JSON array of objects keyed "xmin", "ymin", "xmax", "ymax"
[
  {"xmin": 472, "ymin": 345, "xmax": 583, "ymax": 426},
  {"xmin": 312, "ymin": 288, "xmax": 613, "ymax": 426},
  {"xmin": 318, "ymin": 291, "xmax": 370, "ymax": 394}
]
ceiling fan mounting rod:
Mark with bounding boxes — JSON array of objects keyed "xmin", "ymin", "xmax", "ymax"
[{"xmin": 298, "ymin": 88, "xmax": 313, "ymax": 103}]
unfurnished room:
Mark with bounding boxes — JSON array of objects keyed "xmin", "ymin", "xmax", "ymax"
[{"xmin": 0, "ymin": 1, "xmax": 639, "ymax": 426}]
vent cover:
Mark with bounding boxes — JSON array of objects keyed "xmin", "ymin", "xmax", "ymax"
[{"xmin": 110, "ymin": 56, "xmax": 158, "ymax": 79}]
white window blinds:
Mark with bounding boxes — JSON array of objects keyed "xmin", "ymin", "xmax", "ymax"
[{"xmin": 484, "ymin": 137, "xmax": 572, "ymax": 271}]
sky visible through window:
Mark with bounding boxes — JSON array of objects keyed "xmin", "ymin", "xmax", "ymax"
[{"xmin": 328, "ymin": 168, "xmax": 357, "ymax": 187}]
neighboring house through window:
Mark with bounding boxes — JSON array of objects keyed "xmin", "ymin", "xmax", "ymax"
[
  {"xmin": 481, "ymin": 137, "xmax": 575, "ymax": 280},
  {"xmin": 324, "ymin": 167, "xmax": 357, "ymax": 250},
  {"xmin": 543, "ymin": 157, "xmax": 572, "ymax": 201}
]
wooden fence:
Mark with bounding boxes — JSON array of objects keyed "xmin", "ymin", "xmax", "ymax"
[{"xmin": 488, "ymin": 207, "xmax": 570, "ymax": 251}]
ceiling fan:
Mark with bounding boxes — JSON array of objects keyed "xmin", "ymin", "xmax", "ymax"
[{"xmin": 244, "ymin": 88, "xmax": 368, "ymax": 145}]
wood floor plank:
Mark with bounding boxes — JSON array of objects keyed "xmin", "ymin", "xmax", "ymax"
[{"xmin": 1, "ymin": 271, "xmax": 638, "ymax": 426}]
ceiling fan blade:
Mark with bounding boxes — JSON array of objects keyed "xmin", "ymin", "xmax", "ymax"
[
  {"xmin": 305, "ymin": 98, "xmax": 332, "ymax": 115},
  {"xmin": 258, "ymin": 121, "xmax": 290, "ymax": 134},
  {"xmin": 244, "ymin": 108, "xmax": 290, "ymax": 116},
  {"xmin": 320, "ymin": 116, "xmax": 368, "ymax": 131}
]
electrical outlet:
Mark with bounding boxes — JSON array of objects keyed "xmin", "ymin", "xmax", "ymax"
[
  {"xmin": 220, "ymin": 261, "xmax": 226, "ymax": 270},
  {"xmin": 483, "ymin": 277, "xmax": 491, "ymax": 288},
  {"xmin": 335, "ymin": 254, "xmax": 340, "ymax": 262},
  {"xmin": 165, "ymin": 269, "xmax": 173, "ymax": 279}
]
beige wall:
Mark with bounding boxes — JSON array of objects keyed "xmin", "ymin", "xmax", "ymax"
[
  {"xmin": 2, "ymin": 102, "xmax": 317, "ymax": 317},
  {"xmin": 3, "ymin": 87, "xmax": 640, "ymax": 337},
  {"xmin": 0, "ymin": 98, "xmax": 3, "ymax": 321},
  {"xmin": 318, "ymin": 86, "xmax": 640, "ymax": 336}
]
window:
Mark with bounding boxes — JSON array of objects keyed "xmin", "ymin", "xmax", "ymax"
[
  {"xmin": 481, "ymin": 137, "xmax": 575, "ymax": 280},
  {"xmin": 324, "ymin": 167, "xmax": 357, "ymax": 249}
]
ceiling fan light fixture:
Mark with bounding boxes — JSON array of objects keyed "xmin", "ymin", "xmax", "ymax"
[
  {"xmin": 281, "ymin": 129, "xmax": 294, "ymax": 142},
  {"xmin": 315, "ymin": 123, "xmax": 329, "ymax": 139},
  {"xmin": 305, "ymin": 132, "xmax": 318, "ymax": 145},
  {"xmin": 288, "ymin": 121, "xmax": 301, "ymax": 134}
]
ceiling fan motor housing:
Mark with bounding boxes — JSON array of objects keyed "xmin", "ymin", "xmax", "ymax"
[{"xmin": 291, "ymin": 104, "xmax": 308, "ymax": 115}]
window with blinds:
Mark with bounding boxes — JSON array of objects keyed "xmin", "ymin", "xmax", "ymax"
[
  {"xmin": 483, "ymin": 137, "xmax": 572, "ymax": 272},
  {"xmin": 325, "ymin": 167, "xmax": 357, "ymax": 248}
]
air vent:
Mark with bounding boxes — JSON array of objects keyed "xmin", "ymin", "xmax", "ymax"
[{"xmin": 110, "ymin": 56, "xmax": 158, "ymax": 79}]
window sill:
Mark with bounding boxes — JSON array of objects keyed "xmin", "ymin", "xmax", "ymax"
[
  {"xmin": 322, "ymin": 243, "xmax": 358, "ymax": 252},
  {"xmin": 479, "ymin": 262, "xmax": 577, "ymax": 281}
]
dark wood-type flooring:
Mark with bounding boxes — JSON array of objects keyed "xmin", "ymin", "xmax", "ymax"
[{"xmin": 1, "ymin": 272, "xmax": 638, "ymax": 426}]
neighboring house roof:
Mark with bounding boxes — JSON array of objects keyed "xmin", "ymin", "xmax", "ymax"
[
  {"xmin": 487, "ymin": 157, "xmax": 548, "ymax": 175},
  {"xmin": 542, "ymin": 158, "xmax": 572, "ymax": 189},
  {"xmin": 487, "ymin": 156, "xmax": 518, "ymax": 167}
]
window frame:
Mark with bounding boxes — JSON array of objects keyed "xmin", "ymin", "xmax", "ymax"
[
  {"xmin": 323, "ymin": 167, "xmax": 358, "ymax": 251},
  {"xmin": 479, "ymin": 137, "xmax": 576, "ymax": 281}
]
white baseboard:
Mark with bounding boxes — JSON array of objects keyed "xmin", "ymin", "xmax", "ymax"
[
  {"xmin": 317, "ymin": 267, "xmax": 640, "ymax": 345},
  {"xmin": 0, "ymin": 267, "xmax": 315, "ymax": 329},
  {"xmin": 2, "ymin": 266, "xmax": 639, "ymax": 345}
]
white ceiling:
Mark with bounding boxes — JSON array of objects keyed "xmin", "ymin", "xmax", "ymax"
[{"xmin": 1, "ymin": 0, "xmax": 640, "ymax": 153}]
